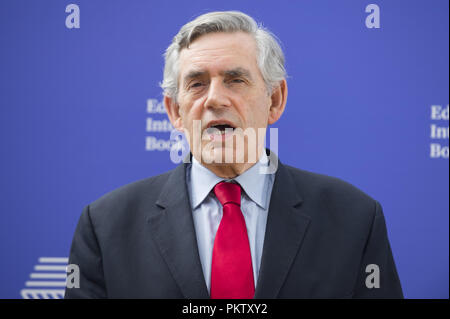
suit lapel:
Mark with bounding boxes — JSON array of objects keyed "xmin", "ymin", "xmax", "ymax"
[
  {"xmin": 254, "ymin": 157, "xmax": 311, "ymax": 299},
  {"xmin": 147, "ymin": 161, "xmax": 209, "ymax": 299}
]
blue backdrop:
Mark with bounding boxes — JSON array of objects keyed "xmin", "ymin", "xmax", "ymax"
[{"xmin": 0, "ymin": 0, "xmax": 448, "ymax": 299}]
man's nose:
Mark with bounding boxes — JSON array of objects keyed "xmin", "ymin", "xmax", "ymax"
[{"xmin": 204, "ymin": 79, "xmax": 231, "ymax": 109}]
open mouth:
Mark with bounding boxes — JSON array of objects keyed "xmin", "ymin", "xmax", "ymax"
[
  {"xmin": 205, "ymin": 123, "xmax": 236, "ymax": 135},
  {"xmin": 204, "ymin": 121, "xmax": 237, "ymax": 141}
]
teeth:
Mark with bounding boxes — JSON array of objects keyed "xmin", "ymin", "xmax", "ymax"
[
  {"xmin": 205, "ymin": 126, "xmax": 233, "ymax": 135},
  {"xmin": 206, "ymin": 128, "xmax": 225, "ymax": 135}
]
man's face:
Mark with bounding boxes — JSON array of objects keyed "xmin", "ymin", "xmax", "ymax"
[{"xmin": 172, "ymin": 31, "xmax": 273, "ymax": 165}]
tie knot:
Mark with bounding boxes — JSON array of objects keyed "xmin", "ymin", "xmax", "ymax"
[{"xmin": 213, "ymin": 181, "xmax": 241, "ymax": 207}]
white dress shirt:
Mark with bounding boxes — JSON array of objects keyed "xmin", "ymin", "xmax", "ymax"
[{"xmin": 186, "ymin": 152, "xmax": 275, "ymax": 293}]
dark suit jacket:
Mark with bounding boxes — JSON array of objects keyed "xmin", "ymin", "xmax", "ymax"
[{"xmin": 65, "ymin": 150, "xmax": 403, "ymax": 298}]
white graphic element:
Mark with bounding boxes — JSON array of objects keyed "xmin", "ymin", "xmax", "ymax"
[
  {"xmin": 146, "ymin": 136, "xmax": 184, "ymax": 151},
  {"xmin": 429, "ymin": 105, "xmax": 449, "ymax": 159},
  {"xmin": 365, "ymin": 4, "xmax": 380, "ymax": 29},
  {"xmin": 20, "ymin": 257, "xmax": 69, "ymax": 299},
  {"xmin": 147, "ymin": 99, "xmax": 167, "ymax": 114},
  {"xmin": 170, "ymin": 129, "xmax": 190, "ymax": 163},
  {"xmin": 34, "ymin": 265, "xmax": 67, "ymax": 271},
  {"xmin": 365, "ymin": 264, "xmax": 380, "ymax": 289},
  {"xmin": 66, "ymin": 264, "xmax": 80, "ymax": 288},
  {"xmin": 146, "ymin": 118, "xmax": 174, "ymax": 132},
  {"xmin": 39, "ymin": 257, "xmax": 68, "ymax": 263},
  {"xmin": 145, "ymin": 98, "xmax": 180, "ymax": 152},
  {"xmin": 65, "ymin": 4, "xmax": 80, "ymax": 29},
  {"xmin": 431, "ymin": 105, "xmax": 449, "ymax": 121},
  {"xmin": 430, "ymin": 143, "xmax": 449, "ymax": 159},
  {"xmin": 30, "ymin": 273, "xmax": 67, "ymax": 279}
]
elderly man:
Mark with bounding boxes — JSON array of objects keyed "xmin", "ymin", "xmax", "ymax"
[{"xmin": 65, "ymin": 11, "xmax": 403, "ymax": 299}]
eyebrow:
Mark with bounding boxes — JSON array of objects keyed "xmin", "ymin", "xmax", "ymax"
[
  {"xmin": 183, "ymin": 70, "xmax": 206, "ymax": 84},
  {"xmin": 221, "ymin": 67, "xmax": 253, "ymax": 80},
  {"xmin": 182, "ymin": 67, "xmax": 253, "ymax": 84}
]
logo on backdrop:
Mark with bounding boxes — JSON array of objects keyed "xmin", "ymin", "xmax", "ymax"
[
  {"xmin": 20, "ymin": 257, "xmax": 78, "ymax": 299},
  {"xmin": 365, "ymin": 4, "xmax": 381, "ymax": 29},
  {"xmin": 145, "ymin": 98, "xmax": 184, "ymax": 152},
  {"xmin": 65, "ymin": 4, "xmax": 80, "ymax": 29},
  {"xmin": 429, "ymin": 104, "xmax": 449, "ymax": 159}
]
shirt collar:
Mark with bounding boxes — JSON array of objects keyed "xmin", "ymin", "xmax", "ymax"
[{"xmin": 189, "ymin": 151, "xmax": 272, "ymax": 210}]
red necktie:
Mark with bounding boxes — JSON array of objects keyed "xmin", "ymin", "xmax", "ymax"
[{"xmin": 210, "ymin": 181, "xmax": 255, "ymax": 299}]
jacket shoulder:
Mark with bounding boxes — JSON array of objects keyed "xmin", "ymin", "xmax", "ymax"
[
  {"xmin": 282, "ymin": 164, "xmax": 378, "ymax": 217},
  {"xmin": 87, "ymin": 168, "xmax": 176, "ymax": 220}
]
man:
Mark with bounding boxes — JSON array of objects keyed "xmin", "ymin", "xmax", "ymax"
[{"xmin": 65, "ymin": 11, "xmax": 403, "ymax": 298}]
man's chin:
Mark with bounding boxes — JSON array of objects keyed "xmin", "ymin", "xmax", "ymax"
[{"xmin": 200, "ymin": 147, "xmax": 254, "ymax": 165}]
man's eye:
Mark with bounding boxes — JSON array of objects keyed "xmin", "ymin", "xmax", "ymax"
[
  {"xmin": 190, "ymin": 82, "xmax": 203, "ymax": 88},
  {"xmin": 230, "ymin": 78, "xmax": 245, "ymax": 84}
]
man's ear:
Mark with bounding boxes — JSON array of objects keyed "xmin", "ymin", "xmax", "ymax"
[
  {"xmin": 164, "ymin": 95, "xmax": 184, "ymax": 132},
  {"xmin": 267, "ymin": 79, "xmax": 288, "ymax": 125}
]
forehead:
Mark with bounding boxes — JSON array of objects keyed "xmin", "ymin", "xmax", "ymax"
[{"xmin": 178, "ymin": 32, "xmax": 259, "ymax": 79}]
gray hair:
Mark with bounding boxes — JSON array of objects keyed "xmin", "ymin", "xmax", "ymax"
[{"xmin": 160, "ymin": 11, "xmax": 286, "ymax": 100}]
